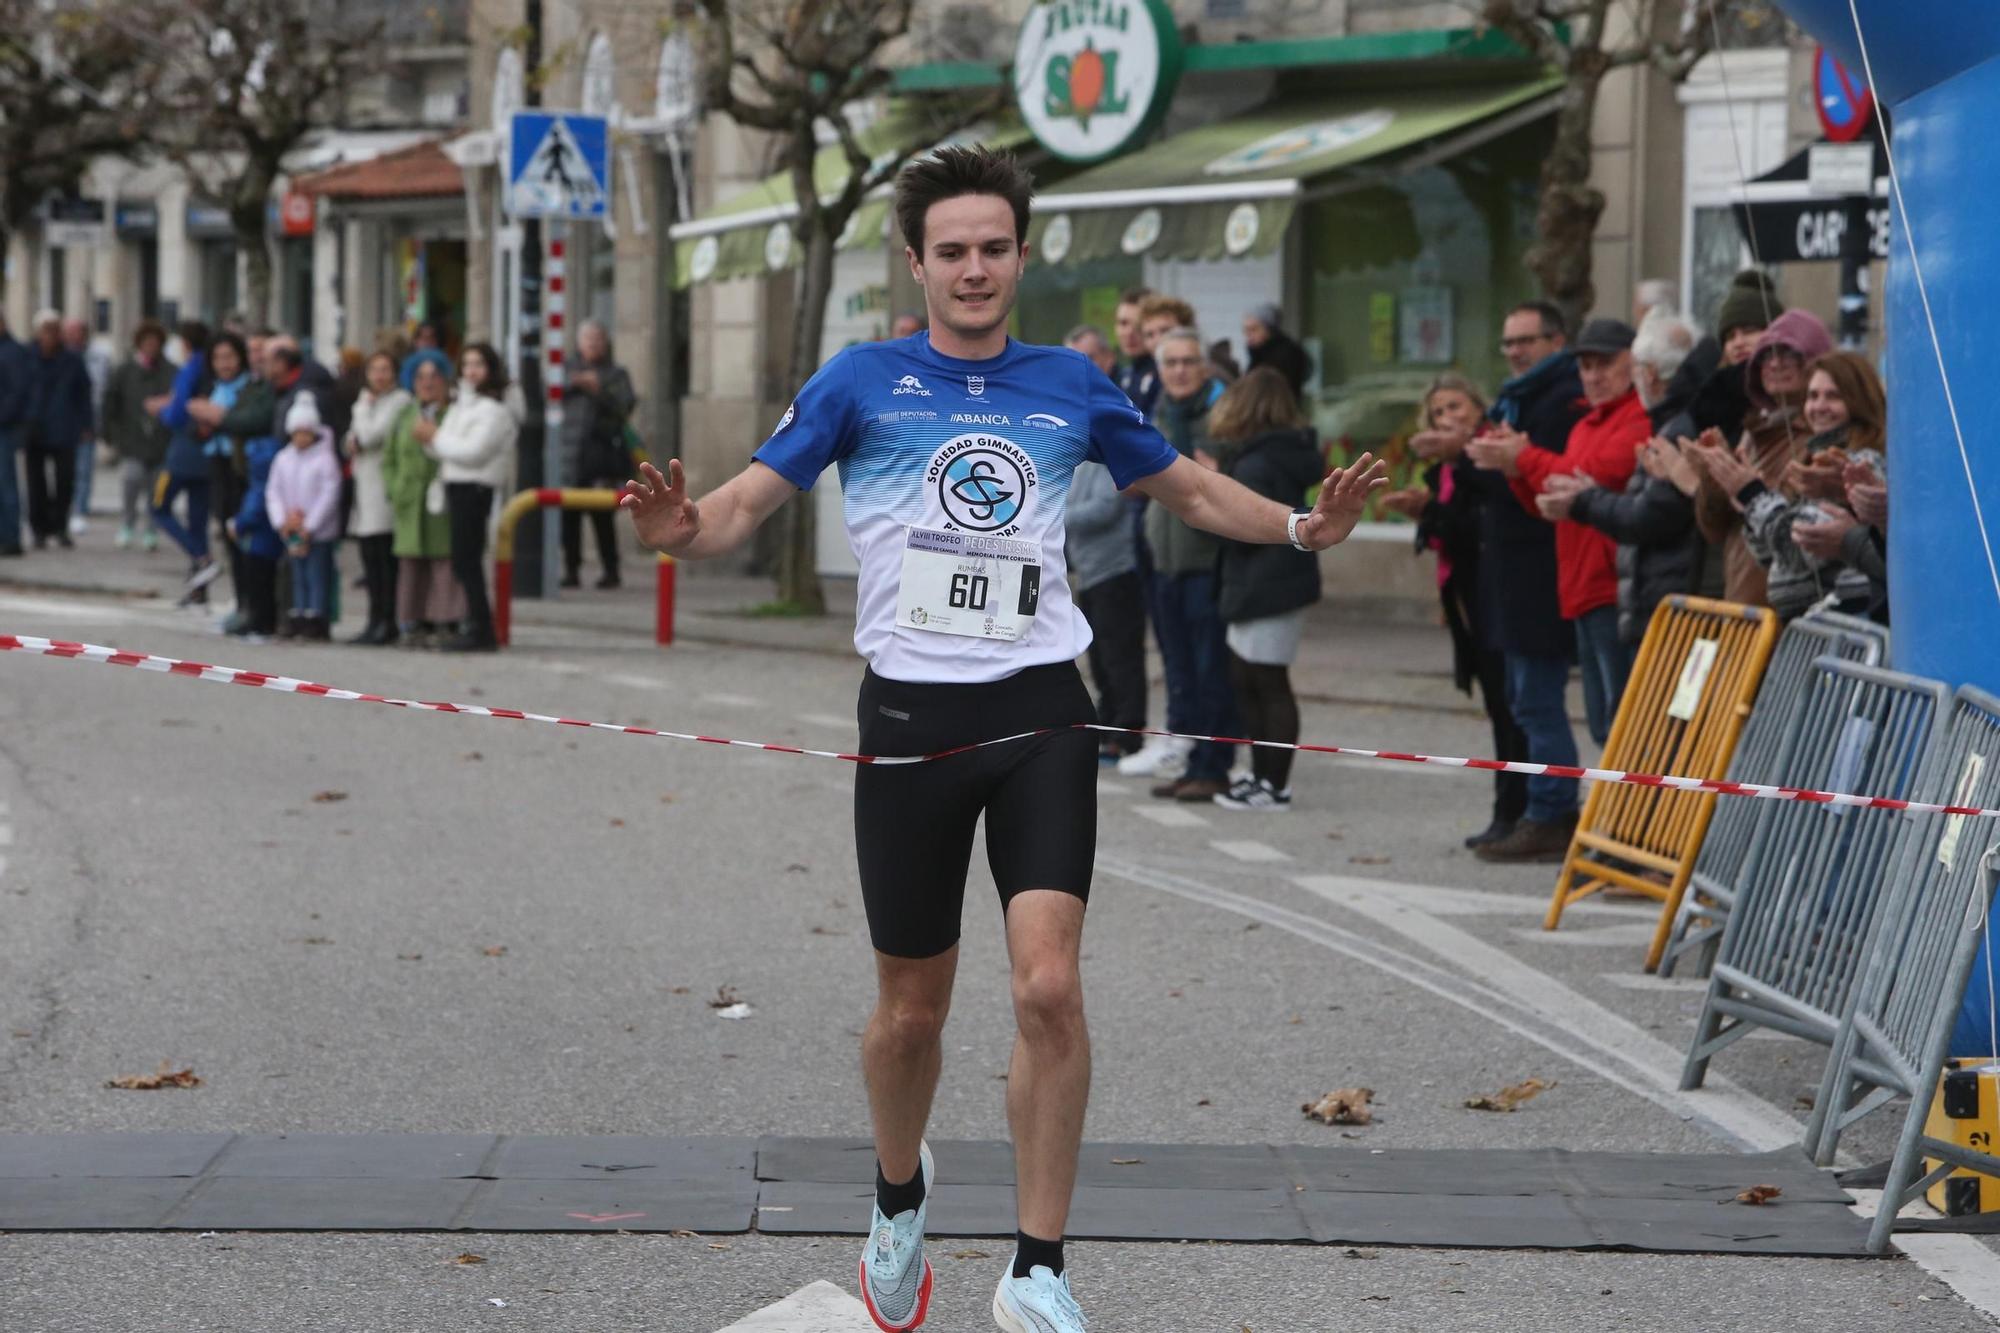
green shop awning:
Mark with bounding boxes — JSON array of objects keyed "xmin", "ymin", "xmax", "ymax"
[
  {"xmin": 1026, "ymin": 77, "xmax": 1562, "ymax": 267},
  {"xmin": 669, "ymin": 103, "xmax": 1029, "ymax": 287}
]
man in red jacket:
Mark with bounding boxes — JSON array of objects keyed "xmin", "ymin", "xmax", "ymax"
[{"xmin": 1469, "ymin": 319, "xmax": 1649, "ymax": 745}]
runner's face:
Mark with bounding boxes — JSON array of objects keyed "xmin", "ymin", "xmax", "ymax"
[{"xmin": 910, "ymin": 194, "xmax": 1023, "ymax": 343}]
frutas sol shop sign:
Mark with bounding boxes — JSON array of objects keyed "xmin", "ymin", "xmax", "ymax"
[{"xmin": 1016, "ymin": 0, "xmax": 1182, "ymax": 163}]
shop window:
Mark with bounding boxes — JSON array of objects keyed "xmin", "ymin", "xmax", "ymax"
[
  {"xmin": 1015, "ymin": 254, "xmax": 1143, "ymax": 351},
  {"xmin": 1300, "ymin": 116, "xmax": 1550, "ymax": 491}
]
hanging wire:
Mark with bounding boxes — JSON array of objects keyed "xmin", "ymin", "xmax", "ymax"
[{"xmin": 1841, "ymin": 0, "xmax": 2000, "ymax": 1070}]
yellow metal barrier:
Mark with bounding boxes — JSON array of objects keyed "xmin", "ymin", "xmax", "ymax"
[
  {"xmin": 1543, "ymin": 595, "xmax": 1780, "ymax": 971},
  {"xmin": 491, "ymin": 487, "xmax": 673, "ymax": 647}
]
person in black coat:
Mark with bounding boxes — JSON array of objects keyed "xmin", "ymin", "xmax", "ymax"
[
  {"xmin": 0, "ymin": 311, "xmax": 34, "ymax": 554},
  {"xmin": 22, "ymin": 311, "xmax": 93, "ymax": 549},
  {"xmin": 1242, "ymin": 303, "xmax": 1312, "ymax": 404},
  {"xmin": 1380, "ymin": 371, "xmax": 1530, "ymax": 847},
  {"xmin": 1460, "ymin": 301, "xmax": 1589, "ymax": 863},
  {"xmin": 1199, "ymin": 367, "xmax": 1324, "ymax": 811}
]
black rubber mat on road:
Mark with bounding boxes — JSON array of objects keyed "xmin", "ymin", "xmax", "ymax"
[{"xmin": 0, "ymin": 1133, "xmax": 1873, "ymax": 1255}]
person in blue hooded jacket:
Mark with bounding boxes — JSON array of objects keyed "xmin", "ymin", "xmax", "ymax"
[
  {"xmin": 227, "ymin": 431, "xmax": 285, "ymax": 640},
  {"xmin": 151, "ymin": 322, "xmax": 214, "ymax": 599}
]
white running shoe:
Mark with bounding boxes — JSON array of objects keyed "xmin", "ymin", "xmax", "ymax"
[
  {"xmin": 1214, "ymin": 776, "xmax": 1292, "ymax": 812},
  {"xmin": 1115, "ymin": 734, "xmax": 1190, "ymax": 779},
  {"xmin": 860, "ymin": 1140, "xmax": 935, "ymax": 1331},
  {"xmin": 68, "ymin": 513, "xmax": 87, "ymax": 538},
  {"xmin": 993, "ymin": 1260, "xmax": 1088, "ymax": 1332}
]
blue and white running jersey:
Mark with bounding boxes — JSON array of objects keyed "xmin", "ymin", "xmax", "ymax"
[{"xmin": 756, "ymin": 332, "xmax": 1179, "ymax": 684}]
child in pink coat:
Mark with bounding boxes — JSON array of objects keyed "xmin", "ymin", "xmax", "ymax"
[{"xmin": 265, "ymin": 394, "xmax": 344, "ymax": 640}]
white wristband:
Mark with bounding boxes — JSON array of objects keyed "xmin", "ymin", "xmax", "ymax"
[{"xmin": 1286, "ymin": 509, "xmax": 1311, "ymax": 553}]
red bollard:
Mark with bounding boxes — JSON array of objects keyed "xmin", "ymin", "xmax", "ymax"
[
  {"xmin": 656, "ymin": 554, "xmax": 676, "ymax": 647},
  {"xmin": 494, "ymin": 559, "xmax": 514, "ymax": 647}
]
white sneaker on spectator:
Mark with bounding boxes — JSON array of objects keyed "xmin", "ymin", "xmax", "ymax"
[
  {"xmin": 1115, "ymin": 735, "xmax": 1190, "ymax": 779},
  {"xmin": 68, "ymin": 513, "xmax": 87, "ymax": 538}
]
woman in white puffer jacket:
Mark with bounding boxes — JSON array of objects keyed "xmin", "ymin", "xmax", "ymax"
[
  {"xmin": 429, "ymin": 343, "xmax": 518, "ymax": 651},
  {"xmin": 345, "ymin": 351, "xmax": 411, "ymax": 645}
]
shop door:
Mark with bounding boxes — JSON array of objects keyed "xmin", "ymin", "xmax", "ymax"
[{"xmin": 423, "ymin": 240, "xmax": 468, "ymax": 352}]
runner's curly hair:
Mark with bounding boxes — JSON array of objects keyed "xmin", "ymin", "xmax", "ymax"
[{"xmin": 894, "ymin": 144, "xmax": 1035, "ymax": 256}]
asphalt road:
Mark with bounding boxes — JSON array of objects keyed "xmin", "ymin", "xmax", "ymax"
[{"xmin": 0, "ymin": 586, "xmax": 1991, "ymax": 1332}]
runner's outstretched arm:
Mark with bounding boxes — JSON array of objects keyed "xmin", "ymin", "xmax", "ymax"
[
  {"xmin": 1128, "ymin": 451, "xmax": 1388, "ymax": 552},
  {"xmin": 620, "ymin": 458, "xmax": 796, "ymax": 560}
]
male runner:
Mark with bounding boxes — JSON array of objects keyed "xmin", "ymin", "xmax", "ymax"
[{"xmin": 621, "ymin": 145, "xmax": 1384, "ymax": 1333}]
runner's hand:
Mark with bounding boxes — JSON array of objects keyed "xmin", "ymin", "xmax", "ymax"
[
  {"xmin": 621, "ymin": 459, "xmax": 701, "ymax": 553},
  {"xmin": 1299, "ymin": 452, "xmax": 1388, "ymax": 550}
]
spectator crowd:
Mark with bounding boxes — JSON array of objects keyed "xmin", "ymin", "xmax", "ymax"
[{"xmin": 0, "ymin": 310, "xmax": 644, "ymax": 653}]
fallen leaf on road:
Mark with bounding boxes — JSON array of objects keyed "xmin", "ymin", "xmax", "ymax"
[
  {"xmin": 397, "ymin": 953, "xmax": 423, "ymax": 962},
  {"xmin": 108, "ymin": 1063, "xmax": 201, "ymax": 1090},
  {"xmin": 707, "ymin": 986, "xmax": 741, "ymax": 1008},
  {"xmin": 1195, "ymin": 1098, "xmax": 1211, "ymax": 1106},
  {"xmin": 1303, "ymin": 1088, "xmax": 1374, "ymax": 1125},
  {"xmin": 707, "ymin": 1242, "xmax": 731, "ymax": 1250},
  {"xmin": 452, "ymin": 1253, "xmax": 485, "ymax": 1265},
  {"xmin": 659, "ymin": 793, "xmax": 676, "ymax": 804},
  {"xmin": 785, "ymin": 863, "xmax": 810, "ymax": 874},
  {"xmin": 809, "ymin": 925, "xmax": 845, "ymax": 936},
  {"xmin": 1362, "ymin": 1294, "xmax": 1390, "ymax": 1302},
  {"xmin": 1341, "ymin": 1247, "xmax": 1378, "ymax": 1260},
  {"xmin": 1733, "ymin": 1184, "xmax": 1782, "ymax": 1206},
  {"xmin": 1465, "ymin": 1077, "xmax": 1552, "ymax": 1112},
  {"xmin": 462, "ymin": 752, "xmax": 483, "ymax": 762},
  {"xmin": 668, "ymin": 1229, "xmax": 699, "ymax": 1239},
  {"xmin": 1110, "ymin": 1157, "xmax": 1143, "ymax": 1166},
  {"xmin": 609, "ymin": 818, "xmax": 626, "ymax": 828},
  {"xmin": 482, "ymin": 946, "xmax": 508, "ymax": 958},
  {"xmin": 951, "ymin": 1249, "xmax": 991, "ymax": 1260},
  {"xmin": 1349, "ymin": 855, "xmax": 1391, "ymax": 866},
  {"xmin": 311, "ymin": 790, "xmax": 348, "ymax": 803},
  {"xmin": 666, "ymin": 986, "xmax": 690, "ymax": 995}
]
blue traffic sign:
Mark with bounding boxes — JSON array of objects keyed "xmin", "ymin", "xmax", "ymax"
[
  {"xmin": 508, "ymin": 110, "xmax": 610, "ymax": 219},
  {"xmin": 1813, "ymin": 46, "xmax": 1875, "ymax": 143}
]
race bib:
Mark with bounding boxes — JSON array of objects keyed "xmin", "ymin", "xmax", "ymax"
[{"xmin": 896, "ymin": 525, "xmax": 1041, "ymax": 641}]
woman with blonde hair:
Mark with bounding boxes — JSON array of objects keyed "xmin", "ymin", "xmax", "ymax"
[
  {"xmin": 1380, "ymin": 371, "xmax": 1529, "ymax": 847},
  {"xmin": 1199, "ymin": 366, "xmax": 1323, "ymax": 811}
]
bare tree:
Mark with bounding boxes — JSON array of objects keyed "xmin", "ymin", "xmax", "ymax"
[
  {"xmin": 153, "ymin": 0, "xmax": 386, "ymax": 326},
  {"xmin": 691, "ymin": 0, "xmax": 1004, "ymax": 614},
  {"xmin": 0, "ymin": 3, "xmax": 161, "ymax": 278},
  {"xmin": 1474, "ymin": 0, "xmax": 1787, "ymax": 323}
]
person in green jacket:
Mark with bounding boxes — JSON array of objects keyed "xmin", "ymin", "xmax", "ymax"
[
  {"xmin": 99, "ymin": 320, "xmax": 177, "ymax": 550},
  {"xmin": 380, "ymin": 358, "xmax": 463, "ymax": 645}
]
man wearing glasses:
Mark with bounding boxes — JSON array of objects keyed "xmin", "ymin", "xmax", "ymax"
[{"xmin": 1459, "ymin": 301, "xmax": 1589, "ymax": 863}]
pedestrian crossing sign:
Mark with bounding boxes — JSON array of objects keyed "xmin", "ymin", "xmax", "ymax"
[{"xmin": 508, "ymin": 110, "xmax": 610, "ymax": 219}]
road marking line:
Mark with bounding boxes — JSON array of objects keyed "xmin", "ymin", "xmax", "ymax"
[
  {"xmin": 1099, "ymin": 855, "xmax": 1800, "ymax": 1153},
  {"xmin": 714, "ymin": 1280, "xmax": 876, "ymax": 1332},
  {"xmin": 1600, "ymin": 972, "xmax": 1708, "ymax": 993},
  {"xmin": 1211, "ymin": 839, "xmax": 1290, "ymax": 863},
  {"xmin": 1846, "ymin": 1189, "xmax": 2000, "ymax": 1324},
  {"xmin": 701, "ymin": 692, "xmax": 760, "ymax": 708},
  {"xmin": 1297, "ymin": 873, "xmax": 1653, "ymax": 920},
  {"xmin": 797, "ymin": 712, "xmax": 854, "ymax": 731},
  {"xmin": 1511, "ymin": 923, "xmax": 1661, "ymax": 948},
  {"xmin": 1133, "ymin": 805, "xmax": 1207, "ymax": 829},
  {"xmin": 607, "ymin": 672, "xmax": 663, "ymax": 690}
]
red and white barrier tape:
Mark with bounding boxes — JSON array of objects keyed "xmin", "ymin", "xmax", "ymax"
[{"xmin": 6, "ymin": 632, "xmax": 2000, "ymax": 821}]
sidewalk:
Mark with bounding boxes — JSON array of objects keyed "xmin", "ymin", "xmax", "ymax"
[{"xmin": 1, "ymin": 475, "xmax": 1536, "ymax": 720}]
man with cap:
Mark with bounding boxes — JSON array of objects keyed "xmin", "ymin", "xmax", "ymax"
[
  {"xmin": 1242, "ymin": 304, "xmax": 1311, "ymax": 404},
  {"xmin": 1473, "ymin": 318, "xmax": 1651, "ymax": 774}
]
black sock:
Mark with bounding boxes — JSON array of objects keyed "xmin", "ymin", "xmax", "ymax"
[
  {"xmin": 1013, "ymin": 1231, "xmax": 1063, "ymax": 1278},
  {"xmin": 875, "ymin": 1160, "xmax": 925, "ymax": 1217}
]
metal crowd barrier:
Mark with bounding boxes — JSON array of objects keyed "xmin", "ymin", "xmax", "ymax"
[
  {"xmin": 1656, "ymin": 612, "xmax": 1889, "ymax": 978},
  {"xmin": 1543, "ymin": 596, "xmax": 1779, "ymax": 971},
  {"xmin": 1802, "ymin": 685, "xmax": 2000, "ymax": 1252},
  {"xmin": 1679, "ymin": 659, "xmax": 1950, "ymax": 1095}
]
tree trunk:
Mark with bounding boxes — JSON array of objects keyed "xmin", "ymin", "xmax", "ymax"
[
  {"xmin": 1526, "ymin": 67, "xmax": 1608, "ymax": 330},
  {"xmin": 773, "ymin": 216, "xmax": 839, "ymax": 614},
  {"xmin": 231, "ymin": 162, "xmax": 278, "ymax": 327}
]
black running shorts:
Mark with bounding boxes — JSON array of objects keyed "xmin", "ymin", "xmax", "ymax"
[{"xmin": 854, "ymin": 661, "xmax": 1099, "ymax": 959}]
